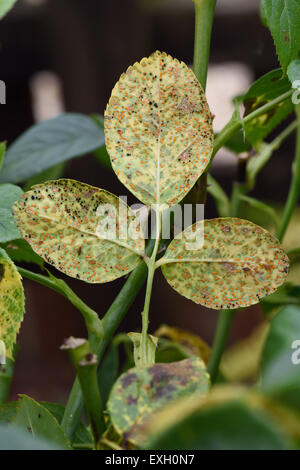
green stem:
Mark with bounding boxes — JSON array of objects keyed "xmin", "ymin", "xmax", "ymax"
[
  {"xmin": 193, "ymin": 0, "xmax": 217, "ymax": 90},
  {"xmin": 61, "ymin": 239, "xmax": 155, "ymax": 441},
  {"xmin": 63, "ymin": 339, "xmax": 105, "ymax": 445},
  {"xmin": 18, "ymin": 267, "xmax": 103, "ymax": 338},
  {"xmin": 210, "ymin": 90, "xmax": 293, "ymax": 165},
  {"xmin": 193, "ymin": 0, "xmax": 216, "ymax": 202},
  {"xmin": 141, "ymin": 212, "xmax": 161, "ymax": 366},
  {"xmin": 277, "ymin": 106, "xmax": 300, "ymax": 242},
  {"xmin": 0, "ymin": 357, "xmax": 14, "ymax": 403},
  {"xmin": 207, "ymin": 309, "xmax": 235, "ymax": 383}
]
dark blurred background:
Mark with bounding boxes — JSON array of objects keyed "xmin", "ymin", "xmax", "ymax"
[{"xmin": 0, "ymin": 0, "xmax": 295, "ymax": 402}]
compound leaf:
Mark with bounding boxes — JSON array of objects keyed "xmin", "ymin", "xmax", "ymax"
[
  {"xmin": 107, "ymin": 357, "xmax": 209, "ymax": 444},
  {"xmin": 0, "ymin": 184, "xmax": 23, "ymax": 243},
  {"xmin": 161, "ymin": 218, "xmax": 289, "ymax": 309},
  {"xmin": 13, "ymin": 179, "xmax": 144, "ymax": 283},
  {"xmin": 243, "ymin": 69, "xmax": 293, "ymax": 147},
  {"xmin": 105, "ymin": 51, "xmax": 214, "ymax": 207},
  {"xmin": 262, "ymin": 0, "xmax": 300, "ymax": 72},
  {"xmin": 0, "ymin": 247, "xmax": 24, "ymax": 358}
]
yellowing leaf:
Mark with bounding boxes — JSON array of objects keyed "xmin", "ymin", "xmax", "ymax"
[
  {"xmin": 104, "ymin": 51, "xmax": 214, "ymax": 207},
  {"xmin": 155, "ymin": 324, "xmax": 211, "ymax": 363},
  {"xmin": 160, "ymin": 218, "xmax": 289, "ymax": 309},
  {"xmin": 13, "ymin": 179, "xmax": 145, "ymax": 283},
  {"xmin": 0, "ymin": 248, "xmax": 24, "ymax": 358},
  {"xmin": 107, "ymin": 357, "xmax": 209, "ymax": 445}
]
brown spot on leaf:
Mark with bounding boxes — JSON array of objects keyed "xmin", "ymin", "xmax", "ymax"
[
  {"xmin": 121, "ymin": 372, "xmax": 137, "ymax": 388},
  {"xmin": 0, "ymin": 264, "xmax": 4, "ymax": 282}
]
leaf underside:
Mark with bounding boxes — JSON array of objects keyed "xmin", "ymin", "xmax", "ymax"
[
  {"xmin": 13, "ymin": 179, "xmax": 145, "ymax": 283},
  {"xmin": 161, "ymin": 218, "xmax": 289, "ymax": 310},
  {"xmin": 107, "ymin": 357, "xmax": 209, "ymax": 444},
  {"xmin": 105, "ymin": 51, "xmax": 214, "ymax": 207},
  {"xmin": 0, "ymin": 248, "xmax": 24, "ymax": 358}
]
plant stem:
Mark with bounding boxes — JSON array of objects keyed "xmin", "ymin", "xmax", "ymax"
[
  {"xmin": 207, "ymin": 309, "xmax": 235, "ymax": 383},
  {"xmin": 0, "ymin": 357, "xmax": 14, "ymax": 403},
  {"xmin": 193, "ymin": 0, "xmax": 217, "ymax": 90},
  {"xmin": 62, "ymin": 339, "xmax": 105, "ymax": 445},
  {"xmin": 193, "ymin": 0, "xmax": 216, "ymax": 203},
  {"xmin": 61, "ymin": 239, "xmax": 155, "ymax": 441},
  {"xmin": 211, "ymin": 90, "xmax": 294, "ymax": 164},
  {"xmin": 141, "ymin": 212, "xmax": 161, "ymax": 366},
  {"xmin": 277, "ymin": 105, "xmax": 300, "ymax": 242},
  {"xmin": 18, "ymin": 267, "xmax": 103, "ymax": 338}
]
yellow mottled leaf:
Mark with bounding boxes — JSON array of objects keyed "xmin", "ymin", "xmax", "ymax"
[
  {"xmin": 105, "ymin": 51, "xmax": 214, "ymax": 207},
  {"xmin": 155, "ymin": 324, "xmax": 211, "ymax": 363},
  {"xmin": 0, "ymin": 248, "xmax": 24, "ymax": 358},
  {"xmin": 160, "ymin": 218, "xmax": 289, "ymax": 309},
  {"xmin": 13, "ymin": 179, "xmax": 145, "ymax": 283}
]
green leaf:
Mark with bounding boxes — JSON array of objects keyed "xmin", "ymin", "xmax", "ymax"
[
  {"xmin": 0, "ymin": 113, "xmax": 105, "ymax": 184},
  {"xmin": 143, "ymin": 388, "xmax": 290, "ymax": 450},
  {"xmin": 243, "ymin": 69, "xmax": 293, "ymax": 146},
  {"xmin": 98, "ymin": 344, "xmax": 119, "ymax": 408},
  {"xmin": 107, "ymin": 357, "xmax": 209, "ymax": 445},
  {"xmin": 13, "ymin": 179, "xmax": 145, "ymax": 283},
  {"xmin": 0, "ymin": 184, "xmax": 23, "ymax": 243},
  {"xmin": 13, "ymin": 395, "xmax": 71, "ymax": 449},
  {"xmin": 0, "ymin": 424, "xmax": 59, "ymax": 450},
  {"xmin": 262, "ymin": 0, "xmax": 300, "ymax": 71},
  {"xmin": 104, "ymin": 51, "xmax": 214, "ymax": 207},
  {"xmin": 0, "ymin": 399, "xmax": 92, "ymax": 445},
  {"xmin": 160, "ymin": 218, "xmax": 289, "ymax": 309},
  {"xmin": 0, "ymin": 142, "xmax": 5, "ymax": 172},
  {"xmin": 238, "ymin": 195, "xmax": 280, "ymax": 230},
  {"xmin": 287, "ymin": 59, "xmax": 300, "ymax": 85},
  {"xmin": 0, "ymin": 401, "xmax": 17, "ymax": 424},
  {"xmin": 39, "ymin": 401, "xmax": 93, "ymax": 445},
  {"xmin": 1, "ymin": 239, "xmax": 44, "ymax": 268},
  {"xmin": 260, "ymin": 305, "xmax": 300, "ymax": 411},
  {"xmin": 0, "ymin": 248, "xmax": 24, "ymax": 358},
  {"xmin": 207, "ymin": 174, "xmax": 231, "ymax": 217},
  {"xmin": 224, "ymin": 130, "xmax": 251, "ymax": 154},
  {"xmin": 0, "ymin": 0, "xmax": 18, "ymax": 20}
]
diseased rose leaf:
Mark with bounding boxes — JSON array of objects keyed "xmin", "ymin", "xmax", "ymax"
[
  {"xmin": 107, "ymin": 357, "xmax": 209, "ymax": 444},
  {"xmin": 13, "ymin": 179, "xmax": 145, "ymax": 283},
  {"xmin": 104, "ymin": 51, "xmax": 214, "ymax": 207},
  {"xmin": 161, "ymin": 218, "xmax": 289, "ymax": 310},
  {"xmin": 0, "ymin": 247, "xmax": 24, "ymax": 358}
]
